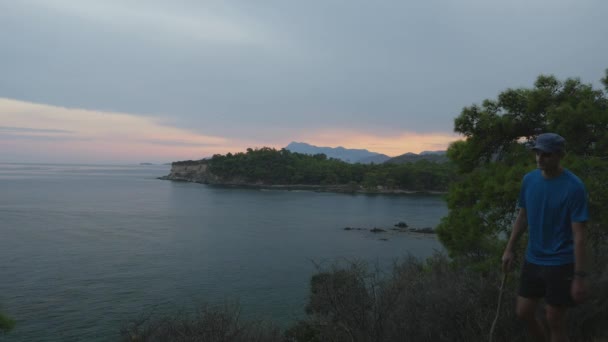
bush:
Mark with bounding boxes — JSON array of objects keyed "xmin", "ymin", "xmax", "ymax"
[
  {"xmin": 287, "ymin": 252, "xmax": 608, "ymax": 342},
  {"xmin": 0, "ymin": 312, "xmax": 15, "ymax": 334}
]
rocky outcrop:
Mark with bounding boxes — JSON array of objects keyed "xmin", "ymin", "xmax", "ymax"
[
  {"xmin": 158, "ymin": 160, "xmax": 221, "ymax": 184},
  {"xmin": 159, "ymin": 160, "xmax": 261, "ymax": 185},
  {"xmin": 159, "ymin": 160, "xmax": 445, "ymax": 195},
  {"xmin": 394, "ymin": 221, "xmax": 408, "ymax": 228}
]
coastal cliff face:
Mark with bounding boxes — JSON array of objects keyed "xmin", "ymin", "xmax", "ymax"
[
  {"xmin": 160, "ymin": 160, "xmax": 254, "ymax": 185},
  {"xmin": 159, "ymin": 161, "xmax": 221, "ymax": 184},
  {"xmin": 159, "ymin": 159, "xmax": 445, "ymax": 194}
]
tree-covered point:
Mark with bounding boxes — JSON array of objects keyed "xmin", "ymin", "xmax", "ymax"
[{"xmin": 206, "ymin": 147, "xmax": 456, "ymax": 192}]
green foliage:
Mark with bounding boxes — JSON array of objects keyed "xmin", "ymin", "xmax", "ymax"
[
  {"xmin": 206, "ymin": 147, "xmax": 456, "ymax": 192},
  {"xmin": 437, "ymin": 69, "xmax": 608, "ymax": 267},
  {"xmin": 0, "ymin": 312, "xmax": 15, "ymax": 333},
  {"xmin": 286, "ymin": 253, "xmax": 608, "ymax": 341},
  {"xmin": 288, "ymin": 254, "xmax": 524, "ymax": 342}
]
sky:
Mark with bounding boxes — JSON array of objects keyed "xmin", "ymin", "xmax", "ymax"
[{"xmin": 1, "ymin": 0, "xmax": 607, "ymax": 164}]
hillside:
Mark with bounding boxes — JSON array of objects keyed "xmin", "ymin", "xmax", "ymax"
[{"xmin": 385, "ymin": 151, "xmax": 448, "ymax": 164}]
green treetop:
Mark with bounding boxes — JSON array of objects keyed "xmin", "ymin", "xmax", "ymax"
[{"xmin": 436, "ymin": 70, "xmax": 608, "ymax": 269}]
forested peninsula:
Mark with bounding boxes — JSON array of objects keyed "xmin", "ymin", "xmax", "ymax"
[{"xmin": 159, "ymin": 147, "xmax": 456, "ymax": 193}]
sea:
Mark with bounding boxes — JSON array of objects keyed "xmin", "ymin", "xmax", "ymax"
[{"xmin": 0, "ymin": 163, "xmax": 447, "ymax": 341}]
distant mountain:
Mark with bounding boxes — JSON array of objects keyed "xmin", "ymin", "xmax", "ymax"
[
  {"xmin": 285, "ymin": 142, "xmax": 390, "ymax": 164},
  {"xmin": 420, "ymin": 150, "xmax": 446, "ymax": 156},
  {"xmin": 357, "ymin": 154, "xmax": 391, "ymax": 164},
  {"xmin": 385, "ymin": 151, "xmax": 448, "ymax": 164}
]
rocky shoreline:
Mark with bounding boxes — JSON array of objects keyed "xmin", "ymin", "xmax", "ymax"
[
  {"xmin": 158, "ymin": 162, "xmax": 446, "ymax": 195},
  {"xmin": 344, "ymin": 221, "xmax": 436, "ymax": 235},
  {"xmin": 158, "ymin": 177, "xmax": 446, "ymax": 195}
]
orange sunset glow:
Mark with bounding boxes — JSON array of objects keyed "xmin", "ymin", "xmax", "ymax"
[{"xmin": 1, "ymin": 98, "xmax": 459, "ymax": 163}]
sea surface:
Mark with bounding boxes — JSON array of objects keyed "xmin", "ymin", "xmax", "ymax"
[{"xmin": 0, "ymin": 163, "xmax": 447, "ymax": 341}]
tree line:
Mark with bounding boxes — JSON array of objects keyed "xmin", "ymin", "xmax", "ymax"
[
  {"xmin": 437, "ymin": 70, "xmax": 608, "ymax": 272},
  {"xmin": 206, "ymin": 147, "xmax": 455, "ymax": 192}
]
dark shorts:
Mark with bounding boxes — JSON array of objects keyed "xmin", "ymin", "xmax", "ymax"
[{"xmin": 518, "ymin": 260, "xmax": 575, "ymax": 306}]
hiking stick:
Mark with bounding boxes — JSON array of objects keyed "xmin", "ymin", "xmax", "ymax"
[{"xmin": 489, "ymin": 272, "xmax": 508, "ymax": 342}]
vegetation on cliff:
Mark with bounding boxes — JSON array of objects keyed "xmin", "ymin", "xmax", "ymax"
[{"xmin": 205, "ymin": 147, "xmax": 455, "ymax": 192}]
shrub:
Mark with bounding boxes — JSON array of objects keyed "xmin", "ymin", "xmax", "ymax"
[
  {"xmin": 120, "ymin": 303, "xmax": 281, "ymax": 342},
  {"xmin": 287, "ymin": 252, "xmax": 608, "ymax": 342},
  {"xmin": 0, "ymin": 312, "xmax": 15, "ymax": 334}
]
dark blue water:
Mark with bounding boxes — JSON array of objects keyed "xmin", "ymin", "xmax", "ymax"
[{"xmin": 0, "ymin": 163, "xmax": 446, "ymax": 341}]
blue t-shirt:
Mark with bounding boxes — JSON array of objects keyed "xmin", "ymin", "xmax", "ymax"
[{"xmin": 518, "ymin": 169, "xmax": 589, "ymax": 265}]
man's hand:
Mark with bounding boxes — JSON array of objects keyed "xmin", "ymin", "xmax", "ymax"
[
  {"xmin": 503, "ymin": 208, "xmax": 526, "ymax": 274},
  {"xmin": 571, "ymin": 277, "xmax": 588, "ymax": 304},
  {"xmin": 501, "ymin": 250, "xmax": 515, "ymax": 273}
]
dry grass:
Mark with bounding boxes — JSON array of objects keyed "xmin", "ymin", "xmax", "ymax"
[{"xmin": 120, "ymin": 303, "xmax": 281, "ymax": 342}]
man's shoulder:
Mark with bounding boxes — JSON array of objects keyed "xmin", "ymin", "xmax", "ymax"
[
  {"xmin": 523, "ymin": 169, "xmax": 542, "ymax": 182},
  {"xmin": 562, "ymin": 169, "xmax": 586, "ymax": 188}
]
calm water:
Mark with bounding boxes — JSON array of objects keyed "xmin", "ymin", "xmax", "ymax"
[{"xmin": 0, "ymin": 163, "xmax": 447, "ymax": 341}]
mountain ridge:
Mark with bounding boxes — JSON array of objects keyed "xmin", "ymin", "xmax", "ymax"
[
  {"xmin": 284, "ymin": 142, "xmax": 446, "ymax": 164},
  {"xmin": 285, "ymin": 142, "xmax": 390, "ymax": 164}
]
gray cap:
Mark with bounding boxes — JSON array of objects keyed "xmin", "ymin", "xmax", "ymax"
[{"xmin": 531, "ymin": 133, "xmax": 565, "ymax": 153}]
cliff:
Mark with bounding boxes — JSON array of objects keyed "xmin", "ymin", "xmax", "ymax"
[
  {"xmin": 159, "ymin": 160, "xmax": 265, "ymax": 186},
  {"xmin": 158, "ymin": 160, "xmax": 221, "ymax": 184},
  {"xmin": 159, "ymin": 152, "xmax": 449, "ymax": 194},
  {"xmin": 160, "ymin": 161, "xmax": 343, "ymax": 190}
]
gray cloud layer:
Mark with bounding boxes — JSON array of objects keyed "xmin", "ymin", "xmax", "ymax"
[
  {"xmin": 0, "ymin": 126, "xmax": 74, "ymax": 134},
  {"xmin": 2, "ymin": 0, "xmax": 607, "ymax": 141}
]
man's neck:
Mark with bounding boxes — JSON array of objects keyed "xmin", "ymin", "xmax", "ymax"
[{"xmin": 542, "ymin": 166, "xmax": 563, "ymax": 179}]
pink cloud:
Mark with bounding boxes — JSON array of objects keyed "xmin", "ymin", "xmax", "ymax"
[
  {"xmin": 287, "ymin": 129, "xmax": 461, "ymax": 156},
  {"xmin": 1, "ymin": 97, "xmax": 459, "ymax": 163}
]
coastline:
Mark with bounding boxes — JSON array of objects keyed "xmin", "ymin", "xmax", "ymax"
[{"xmin": 158, "ymin": 176, "xmax": 446, "ymax": 195}]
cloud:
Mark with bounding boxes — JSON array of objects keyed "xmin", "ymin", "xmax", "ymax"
[
  {"xmin": 0, "ymin": 97, "xmax": 252, "ymax": 163},
  {"xmin": 3, "ymin": 0, "xmax": 606, "ymax": 144},
  {"xmin": 0, "ymin": 97, "xmax": 463, "ymax": 163},
  {"xmin": 0, "ymin": 134, "xmax": 91, "ymax": 142},
  {"xmin": 23, "ymin": 0, "xmax": 272, "ymax": 46},
  {"xmin": 294, "ymin": 129, "xmax": 461, "ymax": 156},
  {"xmin": 0, "ymin": 126, "xmax": 75, "ymax": 134},
  {"xmin": 141, "ymin": 139, "xmax": 224, "ymax": 148}
]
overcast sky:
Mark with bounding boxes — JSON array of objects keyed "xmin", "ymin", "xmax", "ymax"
[{"xmin": 1, "ymin": 0, "xmax": 607, "ymax": 163}]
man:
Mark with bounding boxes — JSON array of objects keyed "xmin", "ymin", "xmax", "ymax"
[{"xmin": 502, "ymin": 133, "xmax": 589, "ymax": 342}]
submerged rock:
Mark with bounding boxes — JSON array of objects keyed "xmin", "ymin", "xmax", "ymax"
[{"xmin": 409, "ymin": 227, "xmax": 435, "ymax": 234}]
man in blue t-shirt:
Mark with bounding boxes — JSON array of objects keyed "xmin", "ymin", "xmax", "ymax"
[{"xmin": 502, "ymin": 133, "xmax": 589, "ymax": 342}]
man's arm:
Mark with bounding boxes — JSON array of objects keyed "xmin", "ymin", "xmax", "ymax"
[
  {"xmin": 572, "ymin": 221, "xmax": 587, "ymax": 274},
  {"xmin": 502, "ymin": 208, "xmax": 527, "ymax": 273},
  {"xmin": 571, "ymin": 221, "xmax": 587, "ymax": 303}
]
